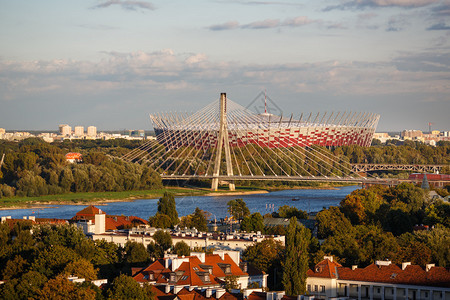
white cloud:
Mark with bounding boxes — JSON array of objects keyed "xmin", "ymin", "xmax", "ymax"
[
  {"xmin": 91, "ymin": 1, "xmax": 155, "ymax": 11},
  {"xmin": 1, "ymin": 50, "xmax": 449, "ymax": 101}
]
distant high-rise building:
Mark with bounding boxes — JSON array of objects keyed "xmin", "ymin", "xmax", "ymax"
[
  {"xmin": 129, "ymin": 130, "xmax": 145, "ymax": 137},
  {"xmin": 59, "ymin": 124, "xmax": 72, "ymax": 136},
  {"xmin": 0, "ymin": 128, "xmax": 5, "ymax": 134},
  {"xmin": 87, "ymin": 126, "xmax": 97, "ymax": 137},
  {"xmin": 74, "ymin": 126, "xmax": 84, "ymax": 136},
  {"xmin": 401, "ymin": 130, "xmax": 423, "ymax": 139}
]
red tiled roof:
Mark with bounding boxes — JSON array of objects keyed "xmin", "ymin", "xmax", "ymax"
[
  {"xmin": 104, "ymin": 215, "xmax": 147, "ymax": 230},
  {"xmin": 134, "ymin": 253, "xmax": 248, "ymax": 288},
  {"xmin": 70, "ymin": 205, "xmax": 148, "ymax": 230},
  {"xmin": 247, "ymin": 291, "xmax": 266, "ymax": 300},
  {"xmin": 71, "ymin": 205, "xmax": 104, "ymax": 221},
  {"xmin": 151, "ymin": 285, "xmax": 241, "ymax": 300},
  {"xmin": 309, "ymin": 259, "xmax": 450, "ymax": 288},
  {"xmin": 307, "ymin": 258, "xmax": 342, "ymax": 279}
]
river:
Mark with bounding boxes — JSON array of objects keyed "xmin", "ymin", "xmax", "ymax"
[{"xmin": 0, "ymin": 185, "xmax": 359, "ymax": 220}]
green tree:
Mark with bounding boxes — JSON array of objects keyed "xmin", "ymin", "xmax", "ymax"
[
  {"xmin": 227, "ymin": 198, "xmax": 250, "ymax": 222},
  {"xmin": 149, "ymin": 230, "xmax": 173, "ymax": 259},
  {"xmin": 276, "ymin": 205, "xmax": 308, "ymax": 219},
  {"xmin": 174, "ymin": 241, "xmax": 191, "ymax": 256},
  {"xmin": 148, "ymin": 213, "xmax": 172, "ymax": 229},
  {"xmin": 62, "ymin": 258, "xmax": 98, "ymax": 281},
  {"xmin": 241, "ymin": 212, "xmax": 264, "ymax": 233},
  {"xmin": 282, "ymin": 217, "xmax": 310, "ymax": 296},
  {"xmin": 13, "ymin": 271, "xmax": 48, "ymax": 300},
  {"xmin": 224, "ymin": 275, "xmax": 239, "ymax": 291},
  {"xmin": 316, "ymin": 206, "xmax": 353, "ymax": 239},
  {"xmin": 39, "ymin": 275, "xmax": 96, "ymax": 300},
  {"xmin": 107, "ymin": 274, "xmax": 154, "ymax": 300},
  {"xmin": 243, "ymin": 238, "xmax": 284, "ymax": 290},
  {"xmin": 157, "ymin": 192, "xmax": 178, "ymax": 227},
  {"xmin": 123, "ymin": 241, "xmax": 150, "ymax": 264},
  {"xmin": 190, "ymin": 207, "xmax": 208, "ymax": 232}
]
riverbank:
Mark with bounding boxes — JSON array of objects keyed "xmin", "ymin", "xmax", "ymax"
[{"xmin": 0, "ymin": 186, "xmax": 268, "ymax": 209}]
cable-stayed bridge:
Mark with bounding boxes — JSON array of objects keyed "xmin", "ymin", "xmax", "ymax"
[{"xmin": 121, "ymin": 93, "xmax": 393, "ymax": 190}]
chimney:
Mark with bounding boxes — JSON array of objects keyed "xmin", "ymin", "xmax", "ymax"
[
  {"xmin": 216, "ymin": 288, "xmax": 226, "ymax": 298},
  {"xmin": 165, "ymin": 258, "xmax": 171, "ymax": 269},
  {"xmin": 266, "ymin": 292, "xmax": 275, "ymax": 300},
  {"xmin": 375, "ymin": 260, "xmax": 391, "ymax": 267},
  {"xmin": 276, "ymin": 292, "xmax": 285, "ymax": 300},
  {"xmin": 206, "ymin": 288, "xmax": 212, "ymax": 298},
  {"xmin": 173, "ymin": 285, "xmax": 183, "ymax": 294},
  {"xmin": 191, "ymin": 252, "xmax": 206, "ymax": 263},
  {"xmin": 240, "ymin": 261, "xmax": 248, "ymax": 273},
  {"xmin": 352, "ymin": 265, "xmax": 358, "ymax": 270},
  {"xmin": 426, "ymin": 264, "xmax": 435, "ymax": 272},
  {"xmin": 164, "ymin": 285, "xmax": 171, "ymax": 294},
  {"xmin": 402, "ymin": 262, "xmax": 411, "ymax": 270},
  {"xmin": 324, "ymin": 255, "xmax": 333, "ymax": 262}
]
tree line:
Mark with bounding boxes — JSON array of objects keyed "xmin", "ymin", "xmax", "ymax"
[
  {"xmin": 0, "ymin": 138, "xmax": 162, "ymax": 198},
  {"xmin": 240, "ymin": 182, "xmax": 449, "ymax": 295}
]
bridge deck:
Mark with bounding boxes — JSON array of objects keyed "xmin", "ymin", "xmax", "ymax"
[{"xmin": 161, "ymin": 174, "xmax": 392, "ymax": 185}]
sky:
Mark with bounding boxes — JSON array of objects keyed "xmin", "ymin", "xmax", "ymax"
[{"xmin": 0, "ymin": 0, "xmax": 449, "ymax": 132}]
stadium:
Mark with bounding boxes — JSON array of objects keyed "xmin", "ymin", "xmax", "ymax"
[{"xmin": 150, "ymin": 94, "xmax": 380, "ymax": 150}]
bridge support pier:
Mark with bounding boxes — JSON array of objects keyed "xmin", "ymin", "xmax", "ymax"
[{"xmin": 211, "ymin": 93, "xmax": 235, "ymax": 191}]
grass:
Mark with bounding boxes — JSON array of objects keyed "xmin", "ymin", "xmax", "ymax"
[{"xmin": 0, "ymin": 186, "xmax": 267, "ymax": 208}]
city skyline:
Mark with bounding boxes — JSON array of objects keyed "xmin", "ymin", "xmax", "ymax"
[{"xmin": 0, "ymin": 0, "xmax": 449, "ymax": 132}]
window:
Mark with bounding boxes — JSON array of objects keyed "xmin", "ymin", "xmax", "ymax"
[
  {"xmin": 181, "ymin": 275, "xmax": 188, "ymax": 281},
  {"xmin": 425, "ymin": 292, "xmax": 428, "ymax": 298},
  {"xmin": 193, "ymin": 267, "xmax": 199, "ymax": 271},
  {"xmin": 307, "ymin": 285, "xmax": 311, "ymax": 292},
  {"xmin": 321, "ymin": 286, "xmax": 325, "ymax": 293},
  {"xmin": 314, "ymin": 285, "xmax": 318, "ymax": 292},
  {"xmin": 377, "ymin": 288, "xmax": 380, "ymax": 293}
]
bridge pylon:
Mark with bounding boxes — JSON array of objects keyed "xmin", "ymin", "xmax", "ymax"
[{"xmin": 211, "ymin": 93, "xmax": 235, "ymax": 191}]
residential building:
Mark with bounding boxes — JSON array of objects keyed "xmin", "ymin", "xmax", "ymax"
[
  {"xmin": 373, "ymin": 133, "xmax": 391, "ymax": 144},
  {"xmin": 306, "ymin": 256, "xmax": 450, "ymax": 300},
  {"xmin": 59, "ymin": 124, "xmax": 72, "ymax": 136},
  {"xmin": 92, "ymin": 225, "xmax": 284, "ymax": 251},
  {"xmin": 150, "ymin": 284, "xmax": 244, "ymax": 300},
  {"xmin": 401, "ymin": 130, "xmax": 423, "ymax": 139},
  {"xmin": 133, "ymin": 250, "xmax": 268, "ymax": 290},
  {"xmin": 0, "ymin": 128, "xmax": 5, "ymax": 139},
  {"xmin": 71, "ymin": 205, "xmax": 148, "ymax": 234},
  {"xmin": 74, "ymin": 126, "xmax": 84, "ymax": 136},
  {"xmin": 408, "ymin": 173, "xmax": 450, "ymax": 188},
  {"xmin": 87, "ymin": 126, "xmax": 97, "ymax": 137}
]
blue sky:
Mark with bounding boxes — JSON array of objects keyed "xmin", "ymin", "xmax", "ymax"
[{"xmin": 0, "ymin": 0, "xmax": 449, "ymax": 132}]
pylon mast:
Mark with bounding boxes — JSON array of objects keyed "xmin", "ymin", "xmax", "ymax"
[{"xmin": 211, "ymin": 93, "xmax": 235, "ymax": 191}]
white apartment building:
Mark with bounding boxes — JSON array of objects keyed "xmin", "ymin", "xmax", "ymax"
[
  {"xmin": 306, "ymin": 257, "xmax": 450, "ymax": 300},
  {"xmin": 59, "ymin": 124, "xmax": 72, "ymax": 136},
  {"xmin": 74, "ymin": 126, "xmax": 84, "ymax": 136},
  {"xmin": 87, "ymin": 126, "xmax": 97, "ymax": 137}
]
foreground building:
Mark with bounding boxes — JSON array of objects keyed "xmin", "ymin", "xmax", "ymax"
[
  {"xmin": 306, "ymin": 257, "xmax": 450, "ymax": 300},
  {"xmin": 92, "ymin": 225, "xmax": 284, "ymax": 251},
  {"xmin": 71, "ymin": 205, "xmax": 148, "ymax": 234},
  {"xmin": 133, "ymin": 250, "xmax": 267, "ymax": 290}
]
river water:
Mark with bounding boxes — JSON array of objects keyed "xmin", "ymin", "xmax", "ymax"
[{"xmin": 1, "ymin": 185, "xmax": 359, "ymax": 220}]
